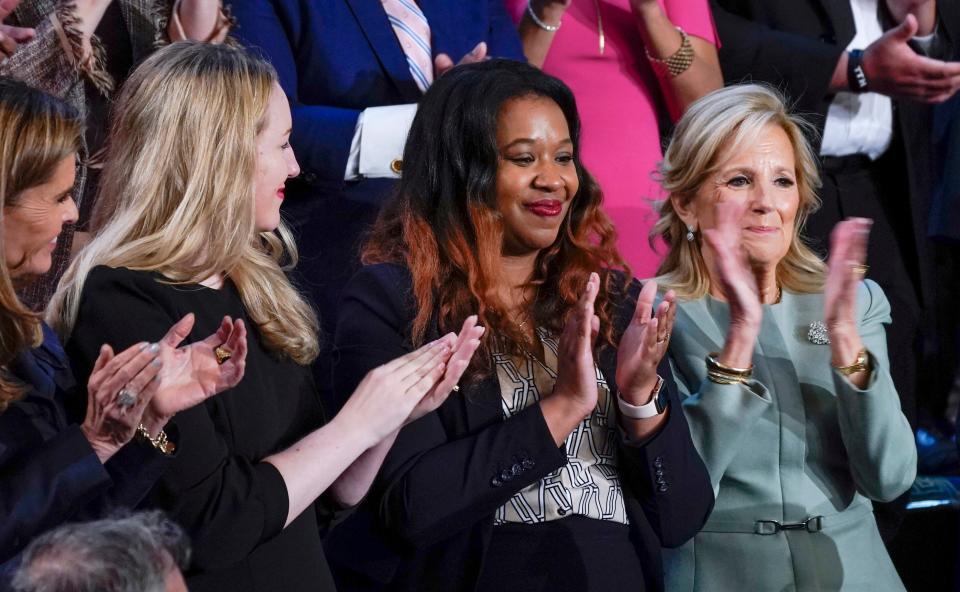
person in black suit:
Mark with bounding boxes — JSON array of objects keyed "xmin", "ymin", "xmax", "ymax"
[
  {"xmin": 0, "ymin": 78, "xmax": 247, "ymax": 584},
  {"xmin": 229, "ymin": 0, "xmax": 525, "ymax": 405},
  {"xmin": 329, "ymin": 59, "xmax": 714, "ymax": 592},
  {"xmin": 710, "ymin": 0, "xmax": 960, "ymax": 540}
]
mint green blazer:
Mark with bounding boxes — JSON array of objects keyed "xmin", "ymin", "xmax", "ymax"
[{"xmin": 662, "ymin": 279, "xmax": 916, "ymax": 591}]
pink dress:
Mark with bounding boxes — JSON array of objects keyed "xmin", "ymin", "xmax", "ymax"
[{"xmin": 506, "ymin": 0, "xmax": 717, "ymax": 277}]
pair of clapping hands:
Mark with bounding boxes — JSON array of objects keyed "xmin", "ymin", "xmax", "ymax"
[{"xmin": 81, "ymin": 313, "xmax": 248, "ymax": 462}]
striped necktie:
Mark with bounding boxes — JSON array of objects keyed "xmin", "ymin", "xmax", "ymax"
[{"xmin": 381, "ymin": 0, "xmax": 434, "ymax": 92}]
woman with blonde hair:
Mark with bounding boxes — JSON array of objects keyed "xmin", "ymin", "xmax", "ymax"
[
  {"xmin": 50, "ymin": 41, "xmax": 482, "ymax": 592},
  {"xmin": 652, "ymin": 83, "xmax": 915, "ymax": 590},
  {"xmin": 0, "ymin": 77, "xmax": 246, "ymax": 579}
]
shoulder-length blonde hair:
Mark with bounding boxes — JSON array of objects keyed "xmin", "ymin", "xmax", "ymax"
[
  {"xmin": 651, "ymin": 83, "xmax": 827, "ymax": 299},
  {"xmin": 49, "ymin": 42, "xmax": 319, "ymax": 364},
  {"xmin": 0, "ymin": 78, "xmax": 82, "ymax": 410}
]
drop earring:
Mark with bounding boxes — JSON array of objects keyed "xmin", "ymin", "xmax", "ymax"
[{"xmin": 686, "ymin": 224, "xmax": 695, "ymax": 242}]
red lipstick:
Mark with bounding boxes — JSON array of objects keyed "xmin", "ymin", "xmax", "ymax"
[{"xmin": 525, "ymin": 199, "xmax": 563, "ymax": 217}]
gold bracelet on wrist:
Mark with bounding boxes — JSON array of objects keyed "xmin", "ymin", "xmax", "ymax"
[
  {"xmin": 645, "ymin": 26, "xmax": 695, "ymax": 78},
  {"xmin": 833, "ymin": 348, "xmax": 870, "ymax": 376},
  {"xmin": 706, "ymin": 352, "xmax": 753, "ymax": 384},
  {"xmin": 136, "ymin": 424, "xmax": 175, "ymax": 456}
]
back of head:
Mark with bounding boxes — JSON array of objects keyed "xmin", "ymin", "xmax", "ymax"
[
  {"xmin": 0, "ymin": 78, "xmax": 82, "ymax": 411},
  {"xmin": 11, "ymin": 511, "xmax": 190, "ymax": 592},
  {"xmin": 49, "ymin": 42, "xmax": 319, "ymax": 363},
  {"xmin": 652, "ymin": 83, "xmax": 826, "ymax": 298}
]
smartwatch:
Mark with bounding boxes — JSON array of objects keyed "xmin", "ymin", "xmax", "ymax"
[{"xmin": 618, "ymin": 375, "xmax": 668, "ymax": 420}]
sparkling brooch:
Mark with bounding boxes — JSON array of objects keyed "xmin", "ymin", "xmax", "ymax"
[{"xmin": 807, "ymin": 321, "xmax": 831, "ymax": 345}]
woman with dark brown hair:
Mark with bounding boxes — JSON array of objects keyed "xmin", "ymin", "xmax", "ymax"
[{"xmin": 328, "ymin": 58, "xmax": 713, "ymax": 592}]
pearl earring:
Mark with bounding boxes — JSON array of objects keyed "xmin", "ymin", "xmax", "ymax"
[{"xmin": 686, "ymin": 225, "xmax": 695, "ymax": 242}]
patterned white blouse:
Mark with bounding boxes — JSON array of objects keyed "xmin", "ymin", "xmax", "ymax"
[{"xmin": 493, "ymin": 329, "xmax": 629, "ymax": 526}]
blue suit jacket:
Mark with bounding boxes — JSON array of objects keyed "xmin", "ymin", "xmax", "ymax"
[{"xmin": 230, "ymin": 0, "xmax": 524, "ymax": 194}]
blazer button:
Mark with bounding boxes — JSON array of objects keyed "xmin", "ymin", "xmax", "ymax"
[
  {"xmin": 500, "ymin": 469, "xmax": 514, "ymax": 482},
  {"xmin": 491, "ymin": 477, "xmax": 502, "ymax": 487},
  {"xmin": 658, "ymin": 484, "xmax": 669, "ymax": 493},
  {"xmin": 557, "ymin": 508, "xmax": 568, "ymax": 516},
  {"xmin": 522, "ymin": 458, "xmax": 535, "ymax": 470},
  {"xmin": 390, "ymin": 158, "xmax": 403, "ymax": 174},
  {"xmin": 511, "ymin": 463, "xmax": 523, "ymax": 476},
  {"xmin": 653, "ymin": 456, "xmax": 663, "ymax": 468},
  {"xmin": 655, "ymin": 468, "xmax": 664, "ymax": 478}
]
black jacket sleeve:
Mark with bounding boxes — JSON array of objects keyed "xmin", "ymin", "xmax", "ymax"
[
  {"xmin": 602, "ymin": 277, "xmax": 714, "ymax": 548},
  {"xmin": 333, "ymin": 265, "xmax": 568, "ymax": 548}
]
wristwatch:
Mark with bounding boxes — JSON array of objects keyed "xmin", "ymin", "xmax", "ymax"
[
  {"xmin": 847, "ymin": 49, "xmax": 869, "ymax": 93},
  {"xmin": 618, "ymin": 375, "xmax": 667, "ymax": 420}
]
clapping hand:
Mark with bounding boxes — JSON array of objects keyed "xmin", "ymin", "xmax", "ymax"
[
  {"xmin": 0, "ymin": 0, "xmax": 35, "ymax": 62},
  {"xmin": 616, "ymin": 280, "xmax": 676, "ymax": 406},
  {"xmin": 824, "ymin": 218, "xmax": 871, "ymax": 368},
  {"xmin": 141, "ymin": 313, "xmax": 248, "ymax": 433},
  {"xmin": 551, "ymin": 272, "xmax": 602, "ymax": 417},
  {"xmin": 406, "ymin": 315, "xmax": 485, "ymax": 423},
  {"xmin": 702, "ymin": 199, "xmax": 763, "ymax": 368},
  {"xmin": 81, "ymin": 341, "xmax": 164, "ymax": 462}
]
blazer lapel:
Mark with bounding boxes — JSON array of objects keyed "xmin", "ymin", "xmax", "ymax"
[
  {"xmin": 815, "ymin": 0, "xmax": 856, "ymax": 45},
  {"xmin": 344, "ymin": 0, "xmax": 421, "ymax": 99},
  {"xmin": 418, "ymin": 0, "xmax": 457, "ymax": 58}
]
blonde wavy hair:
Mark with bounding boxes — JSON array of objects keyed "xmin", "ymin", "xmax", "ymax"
[
  {"xmin": 651, "ymin": 83, "xmax": 827, "ymax": 299},
  {"xmin": 0, "ymin": 78, "xmax": 82, "ymax": 411},
  {"xmin": 49, "ymin": 42, "xmax": 319, "ymax": 364}
]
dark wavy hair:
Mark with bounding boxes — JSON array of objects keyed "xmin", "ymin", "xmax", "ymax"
[{"xmin": 363, "ymin": 59, "xmax": 628, "ymax": 378}]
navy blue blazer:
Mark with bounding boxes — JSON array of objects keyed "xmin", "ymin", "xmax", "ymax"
[
  {"xmin": 326, "ymin": 264, "xmax": 714, "ymax": 592},
  {"xmin": 0, "ymin": 324, "xmax": 172, "ymax": 585},
  {"xmin": 229, "ymin": 0, "xmax": 524, "ymax": 195}
]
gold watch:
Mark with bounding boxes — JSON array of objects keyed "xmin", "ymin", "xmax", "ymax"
[{"xmin": 833, "ymin": 348, "xmax": 870, "ymax": 376}]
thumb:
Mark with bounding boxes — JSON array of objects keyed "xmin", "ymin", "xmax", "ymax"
[
  {"xmin": 471, "ymin": 41, "xmax": 487, "ymax": 59},
  {"xmin": 434, "ymin": 53, "xmax": 454, "ymax": 75},
  {"xmin": 891, "ymin": 13, "xmax": 918, "ymax": 42},
  {"xmin": 160, "ymin": 313, "xmax": 195, "ymax": 348}
]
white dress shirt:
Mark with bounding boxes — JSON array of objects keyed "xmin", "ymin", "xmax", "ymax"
[{"xmin": 821, "ymin": 0, "xmax": 937, "ymax": 160}]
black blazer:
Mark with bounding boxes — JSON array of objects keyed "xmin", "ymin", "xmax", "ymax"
[
  {"xmin": 0, "ymin": 323, "xmax": 171, "ymax": 584},
  {"xmin": 710, "ymin": 0, "xmax": 958, "ymax": 307},
  {"xmin": 326, "ymin": 263, "xmax": 714, "ymax": 592}
]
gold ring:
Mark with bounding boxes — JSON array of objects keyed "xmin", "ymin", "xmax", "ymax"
[
  {"xmin": 852, "ymin": 264, "xmax": 869, "ymax": 276},
  {"xmin": 214, "ymin": 345, "xmax": 232, "ymax": 365}
]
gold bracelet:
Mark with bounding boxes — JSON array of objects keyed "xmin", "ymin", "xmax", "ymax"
[
  {"xmin": 645, "ymin": 26, "xmax": 695, "ymax": 78},
  {"xmin": 136, "ymin": 424, "xmax": 176, "ymax": 456},
  {"xmin": 706, "ymin": 352, "xmax": 753, "ymax": 384},
  {"xmin": 833, "ymin": 348, "xmax": 870, "ymax": 376}
]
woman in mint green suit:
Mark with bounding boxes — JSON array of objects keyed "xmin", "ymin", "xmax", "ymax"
[{"xmin": 650, "ymin": 84, "xmax": 916, "ymax": 591}]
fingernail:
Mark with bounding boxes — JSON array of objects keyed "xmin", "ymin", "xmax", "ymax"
[
  {"xmin": 139, "ymin": 342, "xmax": 149, "ymax": 351},
  {"xmin": 152, "ymin": 358, "xmax": 162, "ymax": 367},
  {"xmin": 149, "ymin": 343, "xmax": 159, "ymax": 354}
]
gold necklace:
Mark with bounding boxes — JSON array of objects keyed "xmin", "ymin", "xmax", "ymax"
[{"xmin": 593, "ymin": 0, "xmax": 605, "ymax": 55}]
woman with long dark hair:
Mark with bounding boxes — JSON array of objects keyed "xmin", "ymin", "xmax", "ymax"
[{"xmin": 328, "ymin": 59, "xmax": 713, "ymax": 592}]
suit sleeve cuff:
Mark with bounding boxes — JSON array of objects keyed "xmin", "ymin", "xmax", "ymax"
[{"xmin": 255, "ymin": 461, "xmax": 290, "ymax": 540}]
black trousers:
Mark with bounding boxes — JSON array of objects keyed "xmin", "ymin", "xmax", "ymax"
[{"xmin": 804, "ymin": 151, "xmax": 920, "ymax": 543}]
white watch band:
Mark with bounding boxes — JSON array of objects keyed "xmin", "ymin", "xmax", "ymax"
[{"xmin": 618, "ymin": 375, "xmax": 665, "ymax": 419}]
